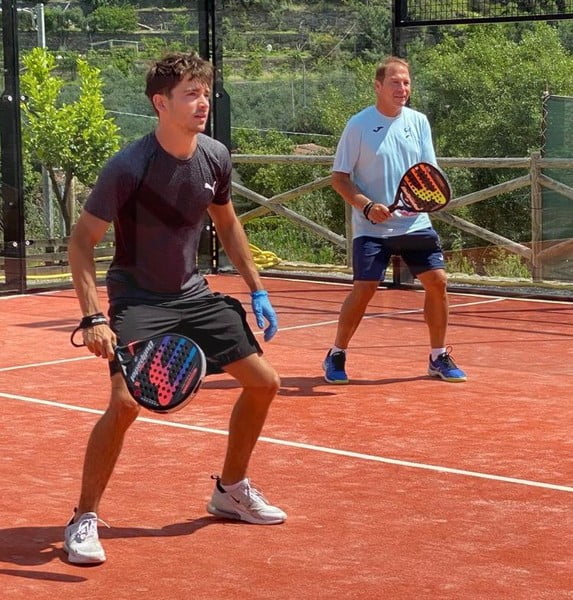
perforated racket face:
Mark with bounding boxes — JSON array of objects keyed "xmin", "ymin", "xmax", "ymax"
[
  {"xmin": 115, "ymin": 334, "xmax": 206, "ymax": 413},
  {"xmin": 396, "ymin": 162, "xmax": 451, "ymax": 213}
]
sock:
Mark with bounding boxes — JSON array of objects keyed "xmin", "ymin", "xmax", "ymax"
[
  {"xmin": 221, "ymin": 478, "xmax": 248, "ymax": 492},
  {"xmin": 332, "ymin": 346, "xmax": 346, "ymax": 354},
  {"xmin": 431, "ymin": 348, "xmax": 446, "ymax": 361}
]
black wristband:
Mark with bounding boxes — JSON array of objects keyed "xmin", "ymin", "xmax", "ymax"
[
  {"xmin": 79, "ymin": 312, "xmax": 108, "ymax": 329},
  {"xmin": 70, "ymin": 312, "xmax": 108, "ymax": 347},
  {"xmin": 363, "ymin": 201, "xmax": 374, "ymax": 219}
]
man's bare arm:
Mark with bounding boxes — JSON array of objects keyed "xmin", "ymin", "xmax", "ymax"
[
  {"xmin": 208, "ymin": 201, "xmax": 264, "ymax": 293},
  {"xmin": 68, "ymin": 210, "xmax": 116, "ymax": 358}
]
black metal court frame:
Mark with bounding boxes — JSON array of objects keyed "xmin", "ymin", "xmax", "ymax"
[
  {"xmin": 392, "ymin": 1, "xmax": 573, "ymax": 55},
  {"xmin": 394, "ymin": 0, "xmax": 573, "ymax": 27},
  {"xmin": 1, "ymin": 0, "xmax": 27, "ymax": 293},
  {"xmin": 0, "ymin": 0, "xmax": 229, "ymax": 295}
]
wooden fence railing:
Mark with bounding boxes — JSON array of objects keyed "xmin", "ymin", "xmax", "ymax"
[
  {"xmin": 2, "ymin": 153, "xmax": 573, "ymax": 287},
  {"xmin": 232, "ymin": 152, "xmax": 573, "ymax": 282}
]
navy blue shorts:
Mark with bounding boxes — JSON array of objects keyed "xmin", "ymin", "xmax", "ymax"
[
  {"xmin": 108, "ymin": 292, "xmax": 261, "ymax": 376},
  {"xmin": 353, "ymin": 227, "xmax": 445, "ymax": 281}
]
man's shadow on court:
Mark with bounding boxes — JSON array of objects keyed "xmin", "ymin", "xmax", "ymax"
[
  {"xmin": 0, "ymin": 516, "xmax": 228, "ymax": 580},
  {"xmin": 203, "ymin": 375, "xmax": 430, "ymax": 398}
]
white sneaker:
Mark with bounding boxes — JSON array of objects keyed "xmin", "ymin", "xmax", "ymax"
[
  {"xmin": 206, "ymin": 475, "xmax": 287, "ymax": 525},
  {"xmin": 64, "ymin": 511, "xmax": 107, "ymax": 564}
]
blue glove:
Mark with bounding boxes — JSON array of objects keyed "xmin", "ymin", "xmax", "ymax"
[{"xmin": 251, "ymin": 290, "xmax": 278, "ymax": 342}]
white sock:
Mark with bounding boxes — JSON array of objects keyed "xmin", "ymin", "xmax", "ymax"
[
  {"xmin": 332, "ymin": 346, "xmax": 346, "ymax": 354},
  {"xmin": 431, "ymin": 348, "xmax": 446, "ymax": 361},
  {"xmin": 221, "ymin": 478, "xmax": 248, "ymax": 492}
]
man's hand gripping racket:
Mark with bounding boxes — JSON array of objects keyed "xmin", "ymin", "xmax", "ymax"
[
  {"xmin": 71, "ymin": 317, "xmax": 206, "ymax": 414},
  {"xmin": 364, "ymin": 162, "xmax": 451, "ymax": 222}
]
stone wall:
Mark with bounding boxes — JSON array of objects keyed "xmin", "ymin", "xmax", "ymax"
[{"xmin": 15, "ymin": 4, "xmax": 354, "ymax": 53}]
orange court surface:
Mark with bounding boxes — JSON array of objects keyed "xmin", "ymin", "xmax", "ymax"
[{"xmin": 1, "ymin": 274, "xmax": 572, "ymax": 600}]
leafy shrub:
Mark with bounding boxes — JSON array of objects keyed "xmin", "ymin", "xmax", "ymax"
[
  {"xmin": 87, "ymin": 5, "xmax": 138, "ymax": 33},
  {"xmin": 446, "ymin": 233, "xmax": 474, "ymax": 275},
  {"xmin": 483, "ymin": 248, "xmax": 531, "ymax": 278},
  {"xmin": 233, "ymin": 128, "xmax": 345, "ymax": 264},
  {"xmin": 171, "ymin": 14, "xmax": 191, "ymax": 33},
  {"xmin": 44, "ymin": 7, "xmax": 85, "ymax": 33},
  {"xmin": 245, "ymin": 216, "xmax": 342, "ymax": 264}
]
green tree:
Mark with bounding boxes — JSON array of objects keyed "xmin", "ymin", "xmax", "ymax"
[
  {"xmin": 20, "ymin": 48, "xmax": 120, "ymax": 235},
  {"xmin": 342, "ymin": 0, "xmax": 392, "ymax": 59},
  {"xmin": 315, "ymin": 59, "xmax": 376, "ymax": 137},
  {"xmin": 416, "ymin": 23, "xmax": 573, "ymax": 158},
  {"xmin": 414, "ymin": 22, "xmax": 573, "ymax": 244}
]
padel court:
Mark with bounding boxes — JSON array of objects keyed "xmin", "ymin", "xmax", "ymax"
[{"xmin": 0, "ymin": 275, "xmax": 572, "ymax": 599}]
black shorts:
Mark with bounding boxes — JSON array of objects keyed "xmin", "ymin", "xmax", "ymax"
[{"xmin": 108, "ymin": 292, "xmax": 261, "ymax": 376}]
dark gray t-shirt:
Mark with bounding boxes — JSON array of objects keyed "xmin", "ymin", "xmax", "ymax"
[{"xmin": 84, "ymin": 132, "xmax": 231, "ymax": 303}]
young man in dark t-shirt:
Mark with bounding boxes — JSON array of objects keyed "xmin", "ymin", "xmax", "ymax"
[{"xmin": 64, "ymin": 52, "xmax": 286, "ymax": 565}]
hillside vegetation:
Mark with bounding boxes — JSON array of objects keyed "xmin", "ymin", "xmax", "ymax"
[{"xmin": 12, "ymin": 0, "xmax": 573, "ymax": 275}]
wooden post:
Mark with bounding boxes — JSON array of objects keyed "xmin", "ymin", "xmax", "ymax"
[
  {"xmin": 345, "ymin": 203, "xmax": 353, "ymax": 268},
  {"xmin": 530, "ymin": 151, "xmax": 543, "ymax": 282},
  {"xmin": 67, "ymin": 176, "xmax": 76, "ymax": 228}
]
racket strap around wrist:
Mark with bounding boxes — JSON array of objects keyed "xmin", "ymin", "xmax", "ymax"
[{"xmin": 70, "ymin": 312, "xmax": 108, "ymax": 347}]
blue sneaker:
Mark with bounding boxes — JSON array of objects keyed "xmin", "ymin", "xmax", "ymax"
[
  {"xmin": 323, "ymin": 350, "xmax": 349, "ymax": 384},
  {"xmin": 428, "ymin": 348, "xmax": 467, "ymax": 382}
]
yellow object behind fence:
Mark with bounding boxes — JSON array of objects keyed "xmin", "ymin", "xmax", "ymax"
[
  {"xmin": 2, "ymin": 247, "xmax": 281, "ymax": 284},
  {"xmin": 249, "ymin": 243, "xmax": 281, "ymax": 270}
]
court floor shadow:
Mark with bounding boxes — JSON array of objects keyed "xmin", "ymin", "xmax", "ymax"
[
  {"xmin": 0, "ymin": 568, "xmax": 87, "ymax": 583},
  {"xmin": 278, "ymin": 375, "xmax": 431, "ymax": 396},
  {"xmin": 0, "ymin": 516, "xmax": 220, "ymax": 577},
  {"xmin": 203, "ymin": 375, "xmax": 431, "ymax": 398}
]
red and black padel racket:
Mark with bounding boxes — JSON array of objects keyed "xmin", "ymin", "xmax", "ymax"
[
  {"xmin": 389, "ymin": 162, "xmax": 452, "ymax": 213},
  {"xmin": 114, "ymin": 334, "xmax": 206, "ymax": 413},
  {"xmin": 71, "ymin": 328, "xmax": 206, "ymax": 413}
]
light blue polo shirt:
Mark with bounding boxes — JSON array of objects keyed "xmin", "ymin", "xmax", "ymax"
[{"xmin": 333, "ymin": 105, "xmax": 437, "ymax": 238}]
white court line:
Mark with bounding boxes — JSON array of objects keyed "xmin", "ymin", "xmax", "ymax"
[
  {"xmin": 0, "ymin": 391, "xmax": 571, "ymax": 494},
  {"xmin": 267, "ymin": 276, "xmax": 573, "ymax": 304},
  {"xmin": 0, "ymin": 289, "xmax": 70, "ymax": 300},
  {"xmin": 278, "ymin": 296, "xmax": 506, "ymax": 332},
  {"xmin": 0, "ymin": 296, "xmax": 504, "ymax": 373},
  {"xmin": 0, "ymin": 355, "xmax": 95, "ymax": 372}
]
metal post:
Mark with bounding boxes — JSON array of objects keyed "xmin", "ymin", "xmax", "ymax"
[
  {"xmin": 35, "ymin": 2, "xmax": 54, "ymax": 237},
  {"xmin": 301, "ymin": 59, "xmax": 306, "ymax": 108},
  {"xmin": 1, "ymin": 0, "xmax": 27, "ymax": 291},
  {"xmin": 198, "ymin": 0, "xmax": 230, "ymax": 274},
  {"xmin": 36, "ymin": 2, "xmax": 45, "ymax": 46},
  {"xmin": 211, "ymin": 0, "xmax": 230, "ymax": 151},
  {"xmin": 392, "ymin": 0, "xmax": 401, "ymax": 57}
]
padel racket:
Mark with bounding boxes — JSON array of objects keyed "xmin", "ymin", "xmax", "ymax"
[
  {"xmin": 114, "ymin": 334, "xmax": 206, "ymax": 413},
  {"xmin": 71, "ymin": 329, "xmax": 206, "ymax": 413},
  {"xmin": 389, "ymin": 162, "xmax": 451, "ymax": 213}
]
